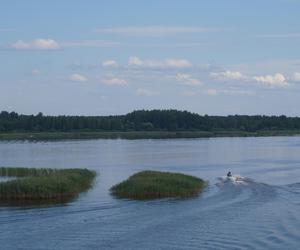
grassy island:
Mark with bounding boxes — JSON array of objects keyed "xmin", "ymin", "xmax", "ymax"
[
  {"xmin": 0, "ymin": 167, "xmax": 96, "ymax": 203},
  {"xmin": 110, "ymin": 170, "xmax": 207, "ymax": 200}
]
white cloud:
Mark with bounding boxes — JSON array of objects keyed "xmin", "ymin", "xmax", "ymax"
[
  {"xmin": 102, "ymin": 77, "xmax": 127, "ymax": 86},
  {"xmin": 8, "ymin": 39, "xmax": 119, "ymax": 50},
  {"xmin": 253, "ymin": 73, "xmax": 289, "ymax": 87},
  {"xmin": 69, "ymin": 74, "xmax": 87, "ymax": 82},
  {"xmin": 175, "ymin": 73, "xmax": 202, "ymax": 86},
  {"xmin": 30, "ymin": 69, "xmax": 41, "ymax": 76},
  {"xmin": 204, "ymin": 89, "xmax": 218, "ymax": 96},
  {"xmin": 96, "ymin": 26, "xmax": 217, "ymax": 36},
  {"xmin": 165, "ymin": 59, "xmax": 192, "ymax": 68},
  {"xmin": 128, "ymin": 56, "xmax": 192, "ymax": 69},
  {"xmin": 233, "ymin": 60, "xmax": 300, "ymax": 75},
  {"xmin": 102, "ymin": 60, "xmax": 118, "ymax": 68},
  {"xmin": 203, "ymin": 88, "xmax": 254, "ymax": 96},
  {"xmin": 136, "ymin": 88, "xmax": 159, "ymax": 96},
  {"xmin": 10, "ymin": 39, "xmax": 60, "ymax": 50},
  {"xmin": 293, "ymin": 72, "xmax": 300, "ymax": 82},
  {"xmin": 210, "ymin": 71, "xmax": 244, "ymax": 80},
  {"xmin": 128, "ymin": 57, "xmax": 144, "ymax": 66}
]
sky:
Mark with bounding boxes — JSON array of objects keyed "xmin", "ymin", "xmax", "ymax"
[{"xmin": 0, "ymin": 0, "xmax": 300, "ymax": 116}]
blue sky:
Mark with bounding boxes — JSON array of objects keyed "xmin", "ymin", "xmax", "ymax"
[{"xmin": 1, "ymin": 0, "xmax": 300, "ymax": 115}]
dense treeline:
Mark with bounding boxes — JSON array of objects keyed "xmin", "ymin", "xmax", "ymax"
[{"xmin": 0, "ymin": 110, "xmax": 300, "ymax": 133}]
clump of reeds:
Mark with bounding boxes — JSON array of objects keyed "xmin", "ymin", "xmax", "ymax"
[
  {"xmin": 110, "ymin": 170, "xmax": 207, "ymax": 200},
  {"xmin": 0, "ymin": 167, "xmax": 96, "ymax": 201}
]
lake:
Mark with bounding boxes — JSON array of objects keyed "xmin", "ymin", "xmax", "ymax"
[{"xmin": 0, "ymin": 137, "xmax": 299, "ymax": 249}]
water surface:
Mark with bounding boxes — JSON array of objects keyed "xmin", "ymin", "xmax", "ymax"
[{"xmin": 0, "ymin": 137, "xmax": 299, "ymax": 249}]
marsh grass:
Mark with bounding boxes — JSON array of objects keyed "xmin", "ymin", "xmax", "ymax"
[
  {"xmin": 1, "ymin": 130, "xmax": 300, "ymax": 141},
  {"xmin": 0, "ymin": 167, "xmax": 96, "ymax": 202},
  {"xmin": 110, "ymin": 170, "xmax": 207, "ymax": 200}
]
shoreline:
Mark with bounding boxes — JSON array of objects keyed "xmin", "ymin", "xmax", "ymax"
[{"xmin": 0, "ymin": 130, "xmax": 300, "ymax": 141}]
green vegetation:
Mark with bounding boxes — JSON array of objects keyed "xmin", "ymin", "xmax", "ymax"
[
  {"xmin": 0, "ymin": 167, "xmax": 96, "ymax": 202},
  {"xmin": 1, "ymin": 109, "xmax": 300, "ymax": 140},
  {"xmin": 0, "ymin": 130, "xmax": 299, "ymax": 141},
  {"xmin": 110, "ymin": 170, "xmax": 207, "ymax": 200}
]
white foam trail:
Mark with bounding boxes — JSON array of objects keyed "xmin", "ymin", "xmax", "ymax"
[{"xmin": 218, "ymin": 174, "xmax": 248, "ymax": 185}]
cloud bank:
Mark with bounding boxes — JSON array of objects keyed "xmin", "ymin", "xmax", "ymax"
[
  {"xmin": 10, "ymin": 39, "xmax": 60, "ymax": 50},
  {"xmin": 253, "ymin": 73, "xmax": 288, "ymax": 87},
  {"xmin": 102, "ymin": 77, "xmax": 127, "ymax": 86},
  {"xmin": 175, "ymin": 73, "xmax": 202, "ymax": 86},
  {"xmin": 102, "ymin": 60, "xmax": 118, "ymax": 67},
  {"xmin": 210, "ymin": 71, "xmax": 244, "ymax": 80},
  {"xmin": 69, "ymin": 74, "xmax": 87, "ymax": 82},
  {"xmin": 96, "ymin": 26, "xmax": 217, "ymax": 36},
  {"xmin": 293, "ymin": 72, "xmax": 300, "ymax": 82},
  {"xmin": 128, "ymin": 56, "xmax": 192, "ymax": 69}
]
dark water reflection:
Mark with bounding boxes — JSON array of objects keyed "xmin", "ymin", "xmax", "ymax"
[{"xmin": 0, "ymin": 137, "xmax": 300, "ymax": 249}]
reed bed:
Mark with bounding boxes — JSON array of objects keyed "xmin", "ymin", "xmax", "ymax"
[
  {"xmin": 2, "ymin": 130, "xmax": 299, "ymax": 141},
  {"xmin": 0, "ymin": 167, "xmax": 96, "ymax": 201},
  {"xmin": 111, "ymin": 170, "xmax": 206, "ymax": 200}
]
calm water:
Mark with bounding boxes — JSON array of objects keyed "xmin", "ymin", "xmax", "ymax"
[{"xmin": 0, "ymin": 137, "xmax": 300, "ymax": 250}]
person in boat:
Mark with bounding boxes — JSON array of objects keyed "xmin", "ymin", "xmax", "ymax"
[{"xmin": 227, "ymin": 171, "xmax": 232, "ymax": 177}]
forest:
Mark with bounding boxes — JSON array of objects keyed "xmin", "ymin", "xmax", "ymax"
[{"xmin": 0, "ymin": 110, "xmax": 300, "ymax": 133}]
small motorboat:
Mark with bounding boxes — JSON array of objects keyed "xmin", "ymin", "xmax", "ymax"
[{"xmin": 217, "ymin": 174, "xmax": 247, "ymax": 186}]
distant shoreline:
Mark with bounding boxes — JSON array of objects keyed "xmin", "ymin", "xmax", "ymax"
[{"xmin": 0, "ymin": 130, "xmax": 300, "ymax": 141}]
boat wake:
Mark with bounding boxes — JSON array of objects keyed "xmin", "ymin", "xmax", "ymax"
[{"xmin": 217, "ymin": 174, "xmax": 250, "ymax": 186}]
